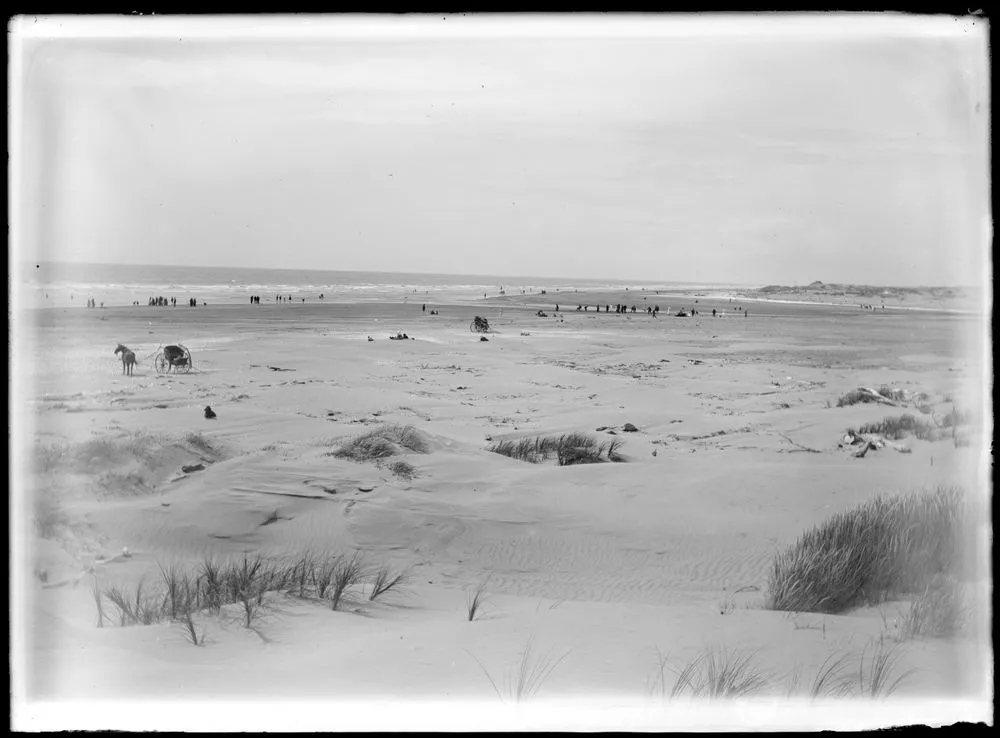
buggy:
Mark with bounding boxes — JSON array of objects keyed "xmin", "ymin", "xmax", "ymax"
[
  {"xmin": 155, "ymin": 344, "xmax": 193, "ymax": 373},
  {"xmin": 470, "ymin": 315, "xmax": 491, "ymax": 333}
]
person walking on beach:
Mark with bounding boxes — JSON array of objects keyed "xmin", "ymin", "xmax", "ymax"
[{"xmin": 422, "ymin": 304, "xmax": 426, "ymax": 312}]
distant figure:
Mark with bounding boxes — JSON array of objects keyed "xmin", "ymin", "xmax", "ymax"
[
  {"xmin": 712, "ymin": 308, "xmax": 717, "ymax": 317},
  {"xmin": 204, "ymin": 405, "xmax": 217, "ymax": 420},
  {"xmin": 744, "ymin": 309, "xmax": 748, "ymax": 317},
  {"xmin": 422, "ymin": 304, "xmax": 426, "ymax": 312},
  {"xmin": 555, "ymin": 304, "xmax": 559, "ymax": 312},
  {"xmin": 368, "ymin": 336, "xmax": 374, "ymax": 342}
]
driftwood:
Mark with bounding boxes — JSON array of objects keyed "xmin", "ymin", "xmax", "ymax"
[
  {"xmin": 840, "ymin": 430, "xmax": 911, "ymax": 457},
  {"xmin": 855, "ymin": 387, "xmax": 902, "ymax": 406}
]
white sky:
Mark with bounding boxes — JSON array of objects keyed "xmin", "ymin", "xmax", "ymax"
[{"xmin": 10, "ymin": 14, "xmax": 991, "ymax": 286}]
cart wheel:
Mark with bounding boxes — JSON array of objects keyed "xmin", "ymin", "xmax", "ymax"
[{"xmin": 155, "ymin": 353, "xmax": 170, "ymax": 373}]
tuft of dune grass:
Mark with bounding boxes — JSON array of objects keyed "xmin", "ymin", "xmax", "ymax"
[
  {"xmin": 93, "ymin": 550, "xmax": 421, "ymax": 632},
  {"xmin": 766, "ymin": 486, "xmax": 966, "ymax": 614},
  {"xmin": 849, "ymin": 414, "xmax": 940, "ymax": 442},
  {"xmin": 489, "ymin": 433, "xmax": 625, "ymax": 465},
  {"xmin": 469, "ymin": 635, "xmax": 571, "ymax": 703},
  {"xmin": 668, "ymin": 648, "xmax": 769, "ymax": 699},
  {"xmin": 385, "ymin": 460, "xmax": 416, "ymax": 480},
  {"xmin": 836, "ymin": 386, "xmax": 906, "ymax": 407},
  {"xmin": 331, "ymin": 424, "xmax": 429, "ymax": 462},
  {"xmin": 898, "ymin": 578, "xmax": 967, "ymax": 640}
]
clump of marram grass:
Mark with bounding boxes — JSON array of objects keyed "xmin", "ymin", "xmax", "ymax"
[
  {"xmin": 876, "ymin": 386, "xmax": 907, "ymax": 403},
  {"xmin": 103, "ymin": 579, "xmax": 164, "ymax": 626},
  {"xmin": 806, "ymin": 653, "xmax": 855, "ymax": 699},
  {"xmin": 653, "ymin": 645, "xmax": 919, "ymax": 701},
  {"xmin": 667, "ymin": 648, "xmax": 769, "ymax": 698},
  {"xmin": 849, "ymin": 414, "xmax": 940, "ymax": 442},
  {"xmin": 330, "ymin": 424, "xmax": 429, "ymax": 462},
  {"xmin": 858, "ymin": 638, "xmax": 918, "ymax": 698},
  {"xmin": 34, "ymin": 442, "xmax": 69, "ymax": 473},
  {"xmin": 835, "ymin": 386, "xmax": 907, "ymax": 408},
  {"xmin": 329, "ymin": 552, "xmax": 366, "ymax": 611},
  {"xmin": 466, "ymin": 579, "xmax": 490, "ymax": 621},
  {"xmin": 368, "ymin": 564, "xmax": 409, "ymax": 601},
  {"xmin": 938, "ymin": 407, "xmax": 970, "ymax": 429},
  {"xmin": 836, "ymin": 389, "xmax": 879, "ymax": 407},
  {"xmin": 468, "ymin": 636, "xmax": 572, "ymax": 702},
  {"xmin": 93, "ymin": 550, "xmax": 411, "ymax": 633},
  {"xmin": 488, "ymin": 433, "xmax": 625, "ymax": 465},
  {"xmin": 384, "ymin": 460, "xmax": 416, "ymax": 480},
  {"xmin": 898, "ymin": 578, "xmax": 967, "ymax": 640},
  {"xmin": 766, "ymin": 486, "xmax": 966, "ymax": 614}
]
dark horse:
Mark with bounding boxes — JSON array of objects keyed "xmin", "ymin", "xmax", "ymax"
[{"xmin": 114, "ymin": 344, "xmax": 137, "ymax": 376}]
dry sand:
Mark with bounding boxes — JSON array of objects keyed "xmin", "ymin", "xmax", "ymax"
[{"xmin": 11, "ymin": 294, "xmax": 992, "ymax": 730}]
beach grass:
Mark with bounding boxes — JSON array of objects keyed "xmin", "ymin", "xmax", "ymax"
[
  {"xmin": 466, "ymin": 579, "xmax": 489, "ymax": 621},
  {"xmin": 329, "ymin": 552, "xmax": 366, "ymax": 611},
  {"xmin": 488, "ymin": 433, "xmax": 625, "ymax": 465},
  {"xmin": 898, "ymin": 579, "xmax": 966, "ymax": 640},
  {"xmin": 368, "ymin": 564, "xmax": 409, "ymax": 601},
  {"xmin": 848, "ymin": 414, "xmax": 940, "ymax": 442},
  {"xmin": 668, "ymin": 648, "xmax": 769, "ymax": 698},
  {"xmin": 331, "ymin": 424, "xmax": 429, "ymax": 462},
  {"xmin": 766, "ymin": 486, "xmax": 965, "ymax": 614},
  {"xmin": 836, "ymin": 386, "xmax": 906, "ymax": 407},
  {"xmin": 469, "ymin": 636, "xmax": 571, "ymax": 702}
]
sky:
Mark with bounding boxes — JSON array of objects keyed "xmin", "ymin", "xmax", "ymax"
[{"xmin": 11, "ymin": 14, "xmax": 991, "ymax": 287}]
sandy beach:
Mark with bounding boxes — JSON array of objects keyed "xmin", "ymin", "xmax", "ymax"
[
  {"xmin": 10, "ymin": 12, "xmax": 992, "ymax": 729},
  {"xmin": 12, "ymin": 292, "xmax": 991, "ymax": 729}
]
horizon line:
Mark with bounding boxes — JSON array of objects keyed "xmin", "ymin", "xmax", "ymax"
[{"xmin": 23, "ymin": 259, "xmax": 981, "ymax": 291}]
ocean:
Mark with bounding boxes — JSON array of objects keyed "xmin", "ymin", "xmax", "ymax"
[{"xmin": 18, "ymin": 262, "xmax": 755, "ymax": 309}]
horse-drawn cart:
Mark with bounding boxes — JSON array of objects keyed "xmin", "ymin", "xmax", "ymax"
[
  {"xmin": 470, "ymin": 316, "xmax": 491, "ymax": 333},
  {"xmin": 155, "ymin": 344, "xmax": 193, "ymax": 374}
]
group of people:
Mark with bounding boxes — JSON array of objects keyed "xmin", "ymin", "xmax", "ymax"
[
  {"xmin": 573, "ymin": 304, "xmax": 639, "ymax": 314},
  {"xmin": 250, "ymin": 295, "xmax": 262, "ymax": 304},
  {"xmin": 85, "ymin": 297, "xmax": 103, "ymax": 308},
  {"xmin": 146, "ymin": 296, "xmax": 200, "ymax": 306},
  {"xmin": 558, "ymin": 303, "xmax": 747, "ymax": 318}
]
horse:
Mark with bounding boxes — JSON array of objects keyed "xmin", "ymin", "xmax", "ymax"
[{"xmin": 114, "ymin": 344, "xmax": 137, "ymax": 376}]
